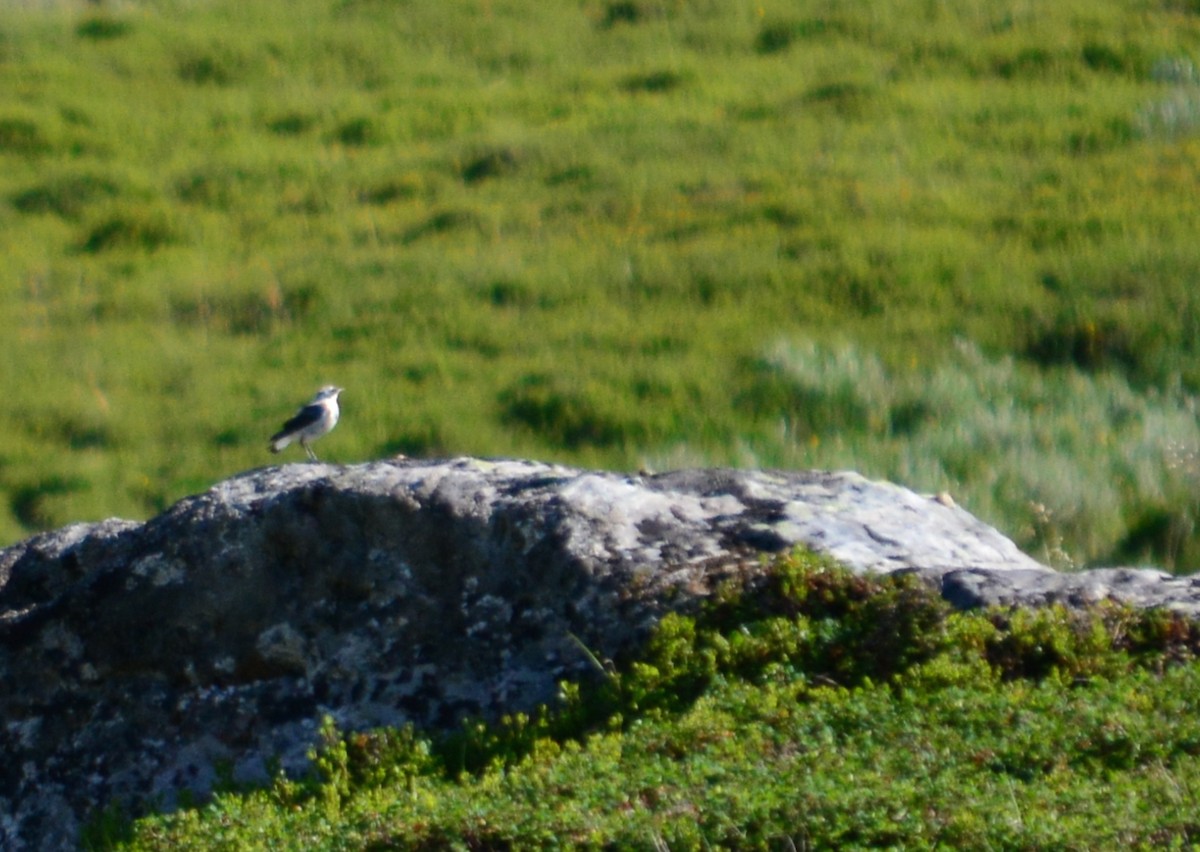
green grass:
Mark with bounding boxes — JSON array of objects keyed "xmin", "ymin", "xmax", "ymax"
[
  {"xmin": 101, "ymin": 550, "xmax": 1200, "ymax": 849},
  {"xmin": 4, "ymin": 0, "xmax": 1200, "ymax": 567},
  {"xmin": 719, "ymin": 339, "xmax": 1200, "ymax": 570}
]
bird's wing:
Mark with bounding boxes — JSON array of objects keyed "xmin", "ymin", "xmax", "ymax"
[{"xmin": 279, "ymin": 402, "xmax": 325, "ymax": 433}]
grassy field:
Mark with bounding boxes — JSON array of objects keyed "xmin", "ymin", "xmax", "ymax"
[
  {"xmin": 101, "ymin": 552, "xmax": 1200, "ymax": 849},
  {"xmin": 4, "ymin": 0, "xmax": 1200, "ymax": 567}
]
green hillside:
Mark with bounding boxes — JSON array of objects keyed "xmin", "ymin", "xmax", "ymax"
[{"xmin": 4, "ymin": 0, "xmax": 1200, "ymax": 566}]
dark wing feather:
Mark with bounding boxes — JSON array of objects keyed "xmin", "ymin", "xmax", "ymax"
[{"xmin": 272, "ymin": 403, "xmax": 324, "ymax": 439}]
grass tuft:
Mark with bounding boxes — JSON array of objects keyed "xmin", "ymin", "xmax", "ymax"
[
  {"xmin": 13, "ymin": 173, "xmax": 122, "ymax": 219},
  {"xmin": 500, "ymin": 374, "xmax": 642, "ymax": 450},
  {"xmin": 76, "ymin": 16, "xmax": 131, "ymax": 41},
  {"xmin": 329, "ymin": 117, "xmax": 378, "ymax": 147},
  {"xmin": 703, "ymin": 339, "xmax": 1200, "ymax": 569},
  {"xmin": 78, "ymin": 209, "xmax": 180, "ymax": 254},
  {"xmin": 755, "ymin": 18, "xmax": 834, "ymax": 54},
  {"xmin": 621, "ymin": 69, "xmax": 687, "ymax": 94},
  {"xmin": 0, "ymin": 116, "xmax": 49, "ymax": 155},
  {"xmin": 460, "ymin": 146, "xmax": 523, "ymax": 184}
]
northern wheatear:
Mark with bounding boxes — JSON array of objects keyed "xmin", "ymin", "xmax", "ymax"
[{"xmin": 269, "ymin": 385, "xmax": 343, "ymax": 461}]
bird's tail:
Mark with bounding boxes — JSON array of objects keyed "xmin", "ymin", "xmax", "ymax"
[{"xmin": 269, "ymin": 433, "xmax": 291, "ymax": 453}]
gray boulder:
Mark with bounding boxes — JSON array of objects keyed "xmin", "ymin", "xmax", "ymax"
[{"xmin": 0, "ymin": 457, "xmax": 1195, "ymax": 849}]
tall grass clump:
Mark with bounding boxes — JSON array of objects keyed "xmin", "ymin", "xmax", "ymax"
[{"xmin": 704, "ymin": 339, "xmax": 1200, "ymax": 570}]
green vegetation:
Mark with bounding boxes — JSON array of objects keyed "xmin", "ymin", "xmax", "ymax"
[
  {"xmin": 3, "ymin": 1, "xmax": 1200, "ymax": 562},
  {"xmin": 747, "ymin": 340, "xmax": 1200, "ymax": 571},
  {"xmin": 8, "ymin": 4, "xmax": 1198, "ymax": 842},
  {"xmin": 104, "ymin": 550, "xmax": 1200, "ymax": 849}
]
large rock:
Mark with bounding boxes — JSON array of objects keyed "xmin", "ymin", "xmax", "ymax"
[{"xmin": 0, "ymin": 457, "xmax": 1195, "ymax": 849}]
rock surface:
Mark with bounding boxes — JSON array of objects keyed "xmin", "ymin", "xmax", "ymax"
[{"xmin": 1, "ymin": 457, "xmax": 1197, "ymax": 849}]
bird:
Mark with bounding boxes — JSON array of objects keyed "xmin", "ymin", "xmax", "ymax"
[{"xmin": 269, "ymin": 385, "xmax": 343, "ymax": 461}]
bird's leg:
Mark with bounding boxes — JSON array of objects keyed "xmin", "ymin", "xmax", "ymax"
[{"xmin": 302, "ymin": 440, "xmax": 318, "ymax": 462}]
